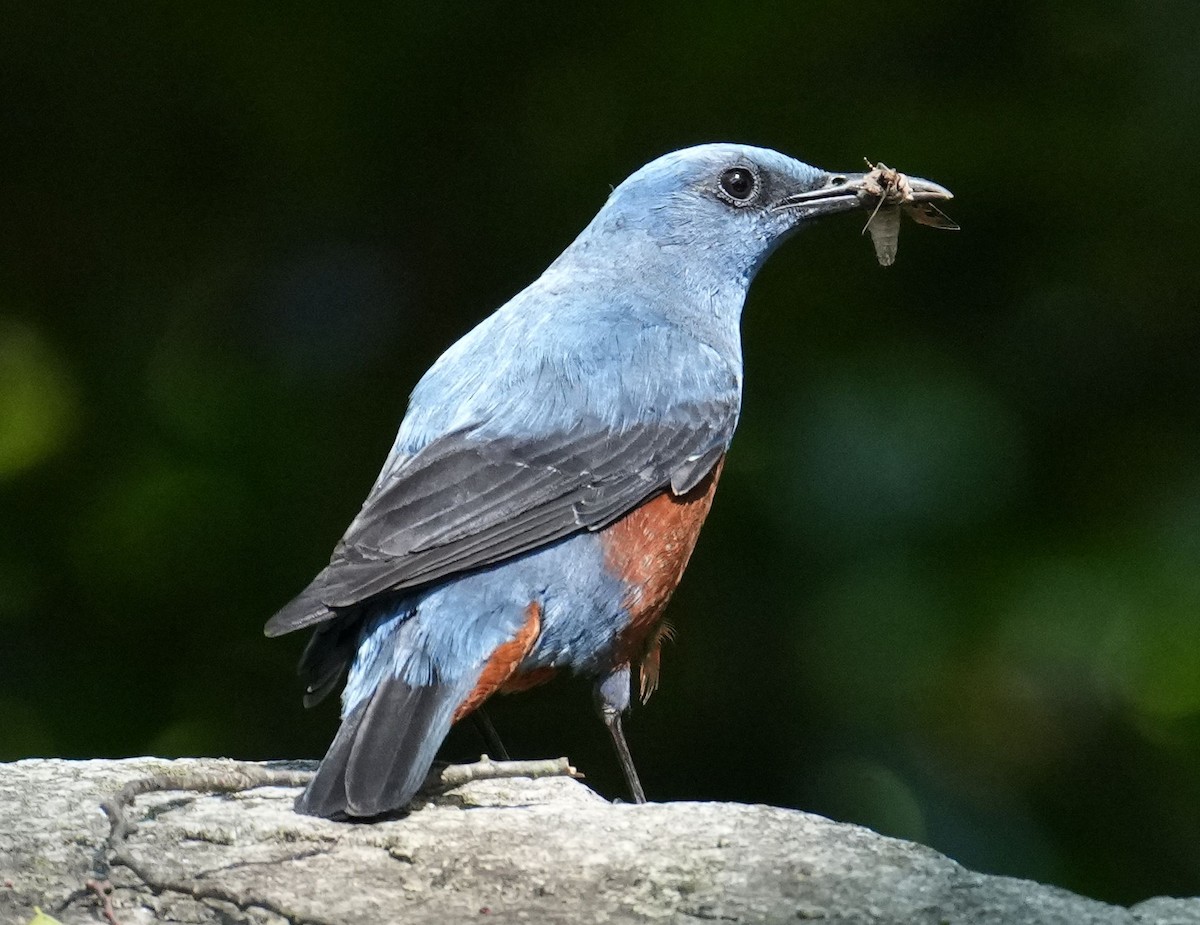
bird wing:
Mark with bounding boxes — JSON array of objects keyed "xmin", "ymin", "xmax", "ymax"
[{"xmin": 265, "ymin": 400, "xmax": 735, "ymax": 636}]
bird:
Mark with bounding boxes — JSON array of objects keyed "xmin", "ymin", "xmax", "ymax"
[{"xmin": 265, "ymin": 143, "xmax": 953, "ymax": 819}]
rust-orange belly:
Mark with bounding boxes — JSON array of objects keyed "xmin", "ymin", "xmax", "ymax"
[
  {"xmin": 451, "ymin": 458, "xmax": 724, "ymax": 721},
  {"xmin": 600, "ymin": 457, "xmax": 724, "ymax": 700},
  {"xmin": 453, "ymin": 601, "xmax": 543, "ymax": 722}
]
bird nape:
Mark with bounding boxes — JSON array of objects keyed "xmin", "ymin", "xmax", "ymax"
[{"xmin": 266, "ymin": 143, "xmax": 954, "ymax": 819}]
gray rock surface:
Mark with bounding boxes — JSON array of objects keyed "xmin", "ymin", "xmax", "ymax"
[{"xmin": 1, "ymin": 758, "xmax": 1197, "ymax": 925}]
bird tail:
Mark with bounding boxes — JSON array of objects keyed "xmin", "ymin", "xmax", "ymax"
[
  {"xmin": 297, "ymin": 616, "xmax": 363, "ymax": 708},
  {"xmin": 295, "ymin": 671, "xmax": 477, "ymax": 818}
]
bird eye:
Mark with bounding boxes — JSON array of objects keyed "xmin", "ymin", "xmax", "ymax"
[{"xmin": 718, "ymin": 167, "xmax": 757, "ymax": 203}]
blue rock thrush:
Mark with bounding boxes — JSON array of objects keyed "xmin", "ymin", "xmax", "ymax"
[{"xmin": 266, "ymin": 143, "xmax": 953, "ymax": 818}]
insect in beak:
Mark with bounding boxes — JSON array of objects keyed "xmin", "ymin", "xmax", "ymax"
[{"xmin": 859, "ymin": 160, "xmax": 959, "ymax": 267}]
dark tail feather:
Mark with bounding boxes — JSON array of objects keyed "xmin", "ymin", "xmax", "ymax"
[
  {"xmin": 294, "ymin": 673, "xmax": 475, "ymax": 818},
  {"xmin": 297, "ymin": 616, "xmax": 364, "ymax": 708},
  {"xmin": 294, "ymin": 692, "xmax": 368, "ymax": 817}
]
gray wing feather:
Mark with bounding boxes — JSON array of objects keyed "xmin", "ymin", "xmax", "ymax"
[{"xmin": 266, "ymin": 401, "xmax": 734, "ymax": 636}]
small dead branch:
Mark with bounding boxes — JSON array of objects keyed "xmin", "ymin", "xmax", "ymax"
[
  {"xmin": 423, "ymin": 755, "xmax": 582, "ymax": 793},
  {"xmin": 100, "ymin": 764, "xmax": 315, "ymax": 843}
]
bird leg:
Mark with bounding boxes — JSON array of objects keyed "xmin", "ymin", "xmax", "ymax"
[
  {"xmin": 469, "ymin": 707, "xmax": 511, "ymax": 761},
  {"xmin": 594, "ymin": 665, "xmax": 646, "ymax": 803}
]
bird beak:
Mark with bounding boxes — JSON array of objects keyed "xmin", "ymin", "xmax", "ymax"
[{"xmin": 773, "ymin": 170, "xmax": 954, "ymax": 219}]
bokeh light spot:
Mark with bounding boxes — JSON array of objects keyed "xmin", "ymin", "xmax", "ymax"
[
  {"xmin": 0, "ymin": 319, "xmax": 77, "ymax": 480},
  {"xmin": 1112, "ymin": 606, "xmax": 1200, "ymax": 722},
  {"xmin": 69, "ymin": 462, "xmax": 248, "ymax": 607},
  {"xmin": 785, "ymin": 349, "xmax": 1026, "ymax": 549},
  {"xmin": 799, "ymin": 554, "xmax": 955, "ymax": 732},
  {"xmin": 809, "ymin": 757, "xmax": 927, "ymax": 843}
]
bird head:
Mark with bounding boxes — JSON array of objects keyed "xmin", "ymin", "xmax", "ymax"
[{"xmin": 578, "ymin": 143, "xmax": 952, "ymax": 284}]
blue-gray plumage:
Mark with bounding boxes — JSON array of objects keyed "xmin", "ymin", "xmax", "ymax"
[{"xmin": 266, "ymin": 143, "xmax": 953, "ymax": 818}]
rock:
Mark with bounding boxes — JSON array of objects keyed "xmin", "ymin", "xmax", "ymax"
[{"xmin": 1, "ymin": 758, "xmax": 1197, "ymax": 925}]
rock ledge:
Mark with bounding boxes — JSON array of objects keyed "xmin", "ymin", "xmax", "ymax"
[{"xmin": 1, "ymin": 758, "xmax": 1197, "ymax": 924}]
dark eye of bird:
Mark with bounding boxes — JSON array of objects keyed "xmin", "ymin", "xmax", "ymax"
[{"xmin": 719, "ymin": 167, "xmax": 756, "ymax": 201}]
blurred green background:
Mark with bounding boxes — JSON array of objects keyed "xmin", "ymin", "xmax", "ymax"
[{"xmin": 3, "ymin": 0, "xmax": 1199, "ymax": 905}]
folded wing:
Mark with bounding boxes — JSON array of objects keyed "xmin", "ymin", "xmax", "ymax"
[{"xmin": 265, "ymin": 400, "xmax": 735, "ymax": 637}]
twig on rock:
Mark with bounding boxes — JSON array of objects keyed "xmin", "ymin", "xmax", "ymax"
[
  {"xmin": 100, "ymin": 765, "xmax": 315, "ymax": 843},
  {"xmin": 95, "ymin": 764, "xmax": 328, "ymax": 924},
  {"xmin": 423, "ymin": 755, "xmax": 582, "ymax": 793},
  {"xmin": 90, "ymin": 756, "xmax": 581, "ymax": 922}
]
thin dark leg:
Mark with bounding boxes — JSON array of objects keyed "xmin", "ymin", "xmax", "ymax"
[
  {"xmin": 470, "ymin": 707, "xmax": 510, "ymax": 761},
  {"xmin": 603, "ymin": 709, "xmax": 646, "ymax": 803},
  {"xmin": 594, "ymin": 665, "xmax": 646, "ymax": 803}
]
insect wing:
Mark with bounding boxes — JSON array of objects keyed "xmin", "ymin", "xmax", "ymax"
[{"xmin": 904, "ymin": 202, "xmax": 960, "ymax": 231}]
